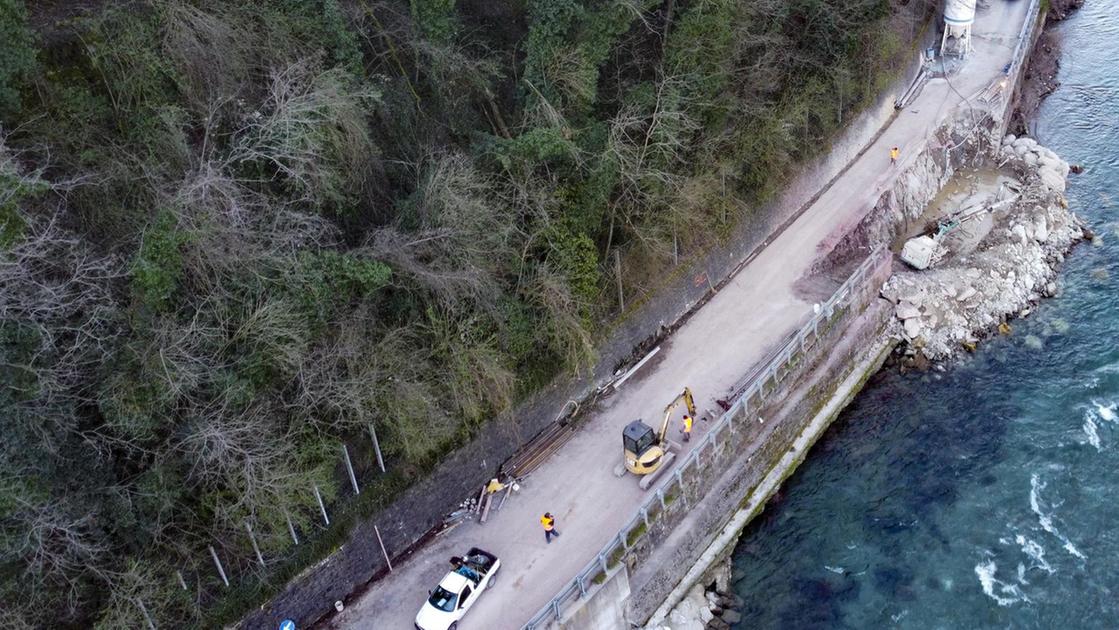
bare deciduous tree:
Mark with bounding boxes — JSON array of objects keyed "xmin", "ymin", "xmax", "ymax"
[{"xmin": 230, "ymin": 60, "xmax": 380, "ymax": 210}]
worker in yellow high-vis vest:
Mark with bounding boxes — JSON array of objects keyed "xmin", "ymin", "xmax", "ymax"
[
  {"xmin": 541, "ymin": 512, "xmax": 561, "ymax": 544},
  {"xmin": 682, "ymin": 414, "xmax": 693, "ymax": 443}
]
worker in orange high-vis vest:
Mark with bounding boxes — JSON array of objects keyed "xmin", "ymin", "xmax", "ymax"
[
  {"xmin": 890, "ymin": 146, "xmax": 900, "ymax": 165},
  {"xmin": 682, "ymin": 414, "xmax": 693, "ymax": 443},
  {"xmin": 541, "ymin": 512, "xmax": 560, "ymax": 543}
]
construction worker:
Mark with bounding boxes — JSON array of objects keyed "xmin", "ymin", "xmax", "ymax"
[
  {"xmin": 890, "ymin": 146, "xmax": 900, "ymax": 165},
  {"xmin": 682, "ymin": 414, "xmax": 693, "ymax": 443},
  {"xmin": 541, "ymin": 512, "xmax": 560, "ymax": 544}
]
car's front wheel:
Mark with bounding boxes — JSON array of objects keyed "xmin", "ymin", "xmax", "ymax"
[{"xmin": 448, "ymin": 623, "xmax": 458, "ymax": 630}]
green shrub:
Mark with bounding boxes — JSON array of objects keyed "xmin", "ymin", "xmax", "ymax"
[
  {"xmin": 0, "ymin": 162, "xmax": 45, "ymax": 249},
  {"xmin": 0, "ymin": 0, "xmax": 36, "ymax": 116},
  {"xmin": 546, "ymin": 221, "xmax": 601, "ymax": 313},
  {"xmin": 289, "ymin": 250, "xmax": 392, "ymax": 326},
  {"xmin": 411, "ymin": 0, "xmax": 457, "ymax": 42},
  {"xmin": 131, "ymin": 212, "xmax": 187, "ymax": 311}
]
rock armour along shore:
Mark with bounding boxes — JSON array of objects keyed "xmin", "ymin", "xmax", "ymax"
[{"xmin": 882, "ymin": 134, "xmax": 1087, "ymax": 360}]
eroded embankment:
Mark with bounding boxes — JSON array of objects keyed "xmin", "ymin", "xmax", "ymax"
[{"xmin": 882, "ymin": 134, "xmax": 1087, "ymax": 360}]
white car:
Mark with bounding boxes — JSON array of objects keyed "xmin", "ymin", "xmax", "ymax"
[{"xmin": 414, "ymin": 548, "xmax": 501, "ymax": 630}]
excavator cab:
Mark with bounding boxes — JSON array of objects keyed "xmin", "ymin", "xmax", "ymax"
[
  {"xmin": 622, "ymin": 420, "xmax": 662, "ymax": 474},
  {"xmin": 620, "ymin": 387, "xmax": 695, "ymax": 484}
]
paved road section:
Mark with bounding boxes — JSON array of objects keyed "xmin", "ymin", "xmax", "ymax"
[{"xmin": 329, "ymin": 4, "xmax": 1031, "ymax": 628}]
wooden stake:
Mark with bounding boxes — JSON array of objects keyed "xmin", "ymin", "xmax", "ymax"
[
  {"xmin": 175, "ymin": 570, "xmax": 188, "ymax": 591},
  {"xmin": 368, "ymin": 423, "xmax": 386, "ymax": 473},
  {"xmin": 342, "ymin": 444, "xmax": 359, "ymax": 495},
  {"xmin": 374, "ymin": 525, "xmax": 392, "ymax": 572},
  {"xmin": 615, "ymin": 250, "xmax": 624, "ymax": 311},
  {"xmin": 313, "ymin": 484, "xmax": 330, "ymax": 526},
  {"xmin": 285, "ymin": 510, "xmax": 299, "ymax": 545},
  {"xmin": 497, "ymin": 485, "xmax": 513, "ymax": 511},
  {"xmin": 136, "ymin": 599, "xmax": 156, "ymax": 630},
  {"xmin": 208, "ymin": 545, "xmax": 229, "ymax": 587},
  {"xmin": 244, "ymin": 521, "xmax": 265, "ymax": 567}
]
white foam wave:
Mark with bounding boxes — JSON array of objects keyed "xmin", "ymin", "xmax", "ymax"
[
  {"xmin": 1083, "ymin": 416, "xmax": 1102, "ymax": 450},
  {"xmin": 975, "ymin": 558, "xmax": 1031, "ymax": 606},
  {"xmin": 1095, "ymin": 361, "xmax": 1119, "ymax": 375},
  {"xmin": 1093, "ymin": 399, "xmax": 1117, "ymax": 422},
  {"xmin": 824, "ymin": 565, "xmax": 845, "ymax": 574},
  {"xmin": 1015, "ymin": 535, "xmax": 1055, "ymax": 574},
  {"xmin": 1030, "ymin": 474, "xmax": 1087, "ymax": 560}
]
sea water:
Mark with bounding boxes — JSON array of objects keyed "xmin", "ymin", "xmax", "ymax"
[{"xmin": 730, "ymin": 3, "xmax": 1119, "ymax": 628}]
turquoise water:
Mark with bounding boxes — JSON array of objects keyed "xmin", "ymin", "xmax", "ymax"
[{"xmin": 730, "ymin": 4, "xmax": 1119, "ymax": 628}]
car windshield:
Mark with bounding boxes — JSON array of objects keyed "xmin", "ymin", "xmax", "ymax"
[{"xmin": 427, "ymin": 586, "xmax": 457, "ymax": 612}]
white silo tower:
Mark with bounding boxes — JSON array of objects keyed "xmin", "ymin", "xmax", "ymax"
[{"xmin": 941, "ymin": 0, "xmax": 976, "ymax": 57}]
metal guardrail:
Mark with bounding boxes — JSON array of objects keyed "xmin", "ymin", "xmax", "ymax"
[
  {"xmin": 522, "ymin": 251, "xmax": 883, "ymax": 629},
  {"xmin": 1007, "ymin": 0, "xmax": 1042, "ymax": 82}
]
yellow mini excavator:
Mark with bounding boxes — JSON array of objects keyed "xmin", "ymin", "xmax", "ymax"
[{"xmin": 614, "ymin": 387, "xmax": 695, "ymax": 490}]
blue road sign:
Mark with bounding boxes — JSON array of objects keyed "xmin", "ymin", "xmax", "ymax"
[{"xmin": 279, "ymin": 620, "xmax": 295, "ymax": 630}]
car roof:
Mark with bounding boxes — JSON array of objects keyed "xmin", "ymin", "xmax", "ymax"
[{"xmin": 438, "ymin": 571, "xmax": 469, "ymax": 592}]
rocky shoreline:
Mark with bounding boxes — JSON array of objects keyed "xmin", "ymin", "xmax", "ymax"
[
  {"xmin": 882, "ymin": 135, "xmax": 1087, "ymax": 361},
  {"xmin": 649, "ymin": 581, "xmax": 745, "ymax": 630}
]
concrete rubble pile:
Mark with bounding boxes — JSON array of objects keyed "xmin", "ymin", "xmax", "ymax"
[
  {"xmin": 882, "ymin": 135, "xmax": 1087, "ymax": 359},
  {"xmin": 649, "ymin": 582, "xmax": 744, "ymax": 630}
]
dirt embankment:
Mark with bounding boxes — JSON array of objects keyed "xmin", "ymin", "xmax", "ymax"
[{"xmin": 1008, "ymin": 0, "xmax": 1085, "ymax": 135}]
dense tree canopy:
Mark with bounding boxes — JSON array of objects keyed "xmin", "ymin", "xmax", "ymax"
[{"xmin": 0, "ymin": 0, "xmax": 927, "ymax": 626}]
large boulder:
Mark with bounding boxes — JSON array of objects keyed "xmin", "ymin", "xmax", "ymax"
[{"xmin": 896, "ymin": 301, "xmax": 921, "ymax": 320}]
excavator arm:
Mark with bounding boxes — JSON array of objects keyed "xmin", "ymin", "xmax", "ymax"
[{"xmin": 657, "ymin": 387, "xmax": 696, "ymax": 443}]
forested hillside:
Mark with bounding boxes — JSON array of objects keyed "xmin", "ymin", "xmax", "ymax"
[{"xmin": 0, "ymin": 0, "xmax": 929, "ymax": 626}]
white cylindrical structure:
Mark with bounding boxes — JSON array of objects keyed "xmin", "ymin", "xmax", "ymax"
[
  {"xmin": 944, "ymin": 0, "xmax": 976, "ymax": 26},
  {"xmin": 941, "ymin": 0, "xmax": 977, "ymax": 57}
]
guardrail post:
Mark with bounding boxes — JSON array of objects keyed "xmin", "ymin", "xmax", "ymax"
[
  {"xmin": 552, "ymin": 598, "xmax": 561, "ymax": 621},
  {"xmin": 598, "ymin": 552, "xmax": 608, "ymax": 574},
  {"xmin": 657, "ymin": 488, "xmax": 666, "ymax": 510},
  {"xmin": 675, "ymin": 468, "xmax": 688, "ymax": 508},
  {"xmin": 618, "ymin": 531, "xmax": 629, "ymax": 552},
  {"xmin": 577, "ymin": 574, "xmax": 587, "ymax": 597},
  {"xmin": 641, "ymin": 506, "xmax": 649, "ymax": 528}
]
